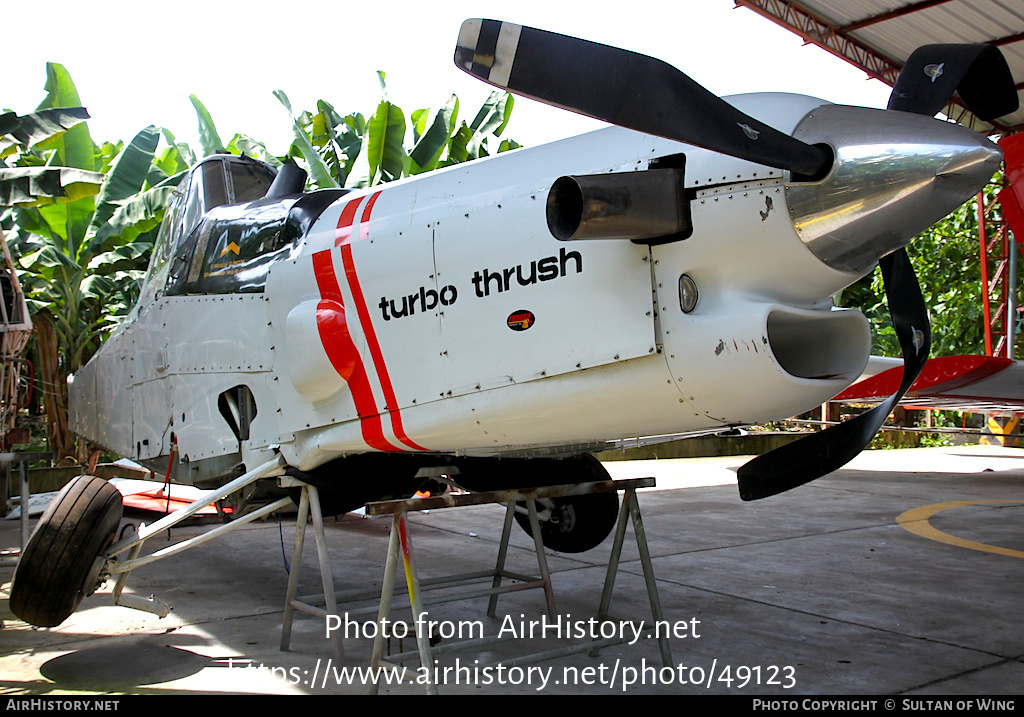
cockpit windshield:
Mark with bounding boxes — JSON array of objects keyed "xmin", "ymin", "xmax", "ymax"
[
  {"xmin": 138, "ymin": 155, "xmax": 278, "ymax": 304},
  {"xmin": 180, "ymin": 157, "xmax": 278, "ymax": 237}
]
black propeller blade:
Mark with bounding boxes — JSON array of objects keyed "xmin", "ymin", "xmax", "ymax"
[
  {"xmin": 737, "ymin": 249, "xmax": 929, "ymax": 500},
  {"xmin": 888, "ymin": 44, "xmax": 1018, "ymax": 121},
  {"xmin": 736, "ymin": 43, "xmax": 1014, "ymax": 501},
  {"xmin": 454, "ymin": 18, "xmax": 832, "ymax": 177}
]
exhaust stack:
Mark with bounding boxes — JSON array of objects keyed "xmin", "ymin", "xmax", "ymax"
[{"xmin": 546, "ymin": 169, "xmax": 690, "ymax": 243}]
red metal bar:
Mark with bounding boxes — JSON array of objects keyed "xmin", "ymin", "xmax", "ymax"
[{"xmin": 978, "ymin": 193, "xmax": 994, "ymax": 356}]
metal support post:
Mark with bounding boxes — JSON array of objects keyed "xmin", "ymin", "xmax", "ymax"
[
  {"xmin": 284, "ymin": 478, "xmax": 667, "ymax": 695},
  {"xmin": 280, "ymin": 484, "xmax": 343, "ymax": 662},
  {"xmin": 0, "ymin": 452, "xmax": 54, "ymax": 550}
]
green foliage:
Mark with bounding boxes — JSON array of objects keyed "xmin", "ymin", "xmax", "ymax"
[
  {"xmin": 0, "ymin": 107, "xmax": 91, "ymax": 158},
  {"xmin": 4, "ymin": 121, "xmax": 168, "ymax": 368},
  {"xmin": 0, "ymin": 64, "xmax": 198, "ymax": 460},
  {"xmin": 37, "ymin": 63, "xmax": 95, "ymax": 172},
  {"xmin": 189, "ymin": 95, "xmax": 226, "ymax": 156},
  {"xmin": 838, "ymin": 182, "xmax": 997, "ymax": 358},
  {"xmin": 1, "ymin": 66, "xmax": 178, "ymax": 368},
  {"xmin": 0, "ymin": 165, "xmax": 105, "ymax": 207},
  {"xmin": 275, "ymin": 72, "xmax": 518, "ymax": 189}
]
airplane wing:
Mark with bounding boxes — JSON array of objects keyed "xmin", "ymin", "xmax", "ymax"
[{"xmin": 834, "ymin": 354, "xmax": 1024, "ymax": 413}]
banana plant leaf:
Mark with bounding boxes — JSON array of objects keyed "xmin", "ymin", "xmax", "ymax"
[
  {"xmin": 85, "ymin": 125, "xmax": 161, "ymax": 246},
  {"xmin": 0, "ymin": 107, "xmax": 90, "ymax": 157},
  {"xmin": 35, "ymin": 63, "xmax": 95, "ymax": 171},
  {"xmin": 92, "ymin": 181, "xmax": 181, "ymax": 246},
  {"xmin": 274, "ymin": 90, "xmax": 337, "ymax": 189},
  {"xmin": 0, "ymin": 166, "xmax": 104, "ymax": 207},
  {"xmin": 409, "ymin": 95, "xmax": 458, "ymax": 173},
  {"xmin": 189, "ymin": 95, "xmax": 225, "ymax": 157},
  {"xmin": 465, "ymin": 91, "xmax": 514, "ymax": 158},
  {"xmin": 365, "ymin": 99, "xmax": 407, "ymax": 184}
]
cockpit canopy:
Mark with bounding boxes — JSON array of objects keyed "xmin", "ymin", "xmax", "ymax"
[
  {"xmin": 160, "ymin": 155, "xmax": 278, "ymax": 261},
  {"xmin": 140, "ymin": 155, "xmax": 278, "ymax": 299},
  {"xmin": 179, "ymin": 155, "xmax": 279, "ymax": 242}
]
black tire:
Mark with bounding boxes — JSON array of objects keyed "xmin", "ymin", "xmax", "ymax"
[
  {"xmin": 10, "ymin": 475, "xmax": 123, "ymax": 627},
  {"xmin": 514, "ymin": 491, "xmax": 620, "ymax": 553}
]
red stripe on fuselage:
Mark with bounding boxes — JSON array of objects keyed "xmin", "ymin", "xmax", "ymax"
[
  {"xmin": 339, "ymin": 244, "xmax": 429, "ymax": 451},
  {"xmin": 312, "ymin": 249, "xmax": 401, "ymax": 452},
  {"xmin": 312, "ymin": 250, "xmax": 343, "ymax": 303},
  {"xmin": 320, "ymin": 190, "xmax": 426, "ymax": 452},
  {"xmin": 359, "ymin": 191, "xmax": 382, "ymax": 241},
  {"xmin": 335, "ymin": 196, "xmax": 365, "ymax": 247},
  {"xmin": 335, "ymin": 190, "xmax": 383, "ymax": 247}
]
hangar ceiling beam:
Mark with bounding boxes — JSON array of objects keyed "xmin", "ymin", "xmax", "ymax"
[
  {"xmin": 734, "ymin": 0, "xmax": 903, "ymax": 84},
  {"xmin": 838, "ymin": 0, "xmax": 954, "ymax": 33}
]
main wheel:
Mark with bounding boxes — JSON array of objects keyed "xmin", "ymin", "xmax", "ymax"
[
  {"xmin": 10, "ymin": 475, "xmax": 123, "ymax": 627},
  {"xmin": 514, "ymin": 491, "xmax": 620, "ymax": 553}
]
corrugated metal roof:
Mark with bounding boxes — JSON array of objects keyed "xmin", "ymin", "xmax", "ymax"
[{"xmin": 735, "ymin": 0, "xmax": 1024, "ymax": 133}]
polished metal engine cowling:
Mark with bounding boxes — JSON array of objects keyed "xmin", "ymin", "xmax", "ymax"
[{"xmin": 785, "ymin": 104, "xmax": 1003, "ymax": 275}]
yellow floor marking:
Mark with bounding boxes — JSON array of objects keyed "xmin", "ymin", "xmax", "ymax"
[{"xmin": 896, "ymin": 500, "xmax": 1024, "ymax": 558}]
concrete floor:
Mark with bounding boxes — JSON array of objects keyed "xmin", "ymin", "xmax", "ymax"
[{"xmin": 1, "ymin": 445, "xmax": 1023, "ymax": 696}]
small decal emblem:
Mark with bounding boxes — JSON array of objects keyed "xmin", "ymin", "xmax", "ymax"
[
  {"xmin": 738, "ymin": 123, "xmax": 760, "ymax": 140},
  {"xmin": 924, "ymin": 62, "xmax": 944, "ymax": 83},
  {"xmin": 912, "ymin": 326, "xmax": 926, "ymax": 354},
  {"xmin": 219, "ymin": 241, "xmax": 241, "ymax": 257},
  {"xmin": 507, "ymin": 310, "xmax": 536, "ymax": 331}
]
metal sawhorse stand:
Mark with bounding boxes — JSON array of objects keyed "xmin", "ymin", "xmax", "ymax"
[
  {"xmin": 279, "ymin": 477, "xmax": 671, "ymax": 694},
  {"xmin": 1, "ymin": 452, "xmax": 54, "ymax": 551},
  {"xmin": 1, "ymin": 452, "xmax": 53, "ymax": 631}
]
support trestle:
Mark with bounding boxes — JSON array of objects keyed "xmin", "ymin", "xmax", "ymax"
[{"xmin": 279, "ymin": 477, "xmax": 671, "ymax": 695}]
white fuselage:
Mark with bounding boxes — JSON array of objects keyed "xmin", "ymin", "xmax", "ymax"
[{"xmin": 71, "ymin": 93, "xmax": 874, "ymax": 483}]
